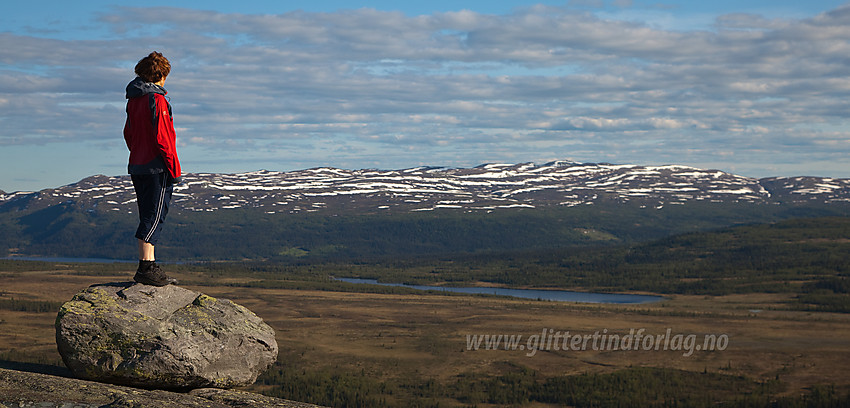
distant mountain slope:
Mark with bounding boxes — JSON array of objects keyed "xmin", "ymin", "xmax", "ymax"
[
  {"xmin": 1, "ymin": 161, "xmax": 849, "ymax": 261},
  {"xmin": 2, "ymin": 161, "xmax": 848, "ymax": 215}
]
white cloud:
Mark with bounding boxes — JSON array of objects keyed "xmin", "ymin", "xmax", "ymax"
[{"xmin": 1, "ymin": 4, "xmax": 850, "ymax": 184}]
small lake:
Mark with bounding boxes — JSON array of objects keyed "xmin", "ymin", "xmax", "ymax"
[
  {"xmin": 2, "ymin": 256, "xmax": 134, "ymax": 263},
  {"xmin": 2, "ymin": 257, "xmax": 663, "ymax": 304},
  {"xmin": 335, "ymin": 278, "xmax": 664, "ymax": 304},
  {"xmin": 1, "ymin": 256, "xmax": 186, "ymax": 264}
]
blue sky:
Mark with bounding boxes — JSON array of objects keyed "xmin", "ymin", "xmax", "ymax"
[{"xmin": 2, "ymin": 0, "xmax": 850, "ymax": 192}]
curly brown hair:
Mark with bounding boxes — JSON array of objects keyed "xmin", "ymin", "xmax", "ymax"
[{"xmin": 134, "ymin": 51, "xmax": 171, "ymax": 83}]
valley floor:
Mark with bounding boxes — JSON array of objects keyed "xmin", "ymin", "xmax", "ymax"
[{"xmin": 2, "ymin": 265, "xmax": 849, "ymax": 406}]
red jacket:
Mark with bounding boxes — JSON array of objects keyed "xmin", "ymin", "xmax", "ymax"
[{"xmin": 124, "ymin": 77, "xmax": 182, "ymax": 179}]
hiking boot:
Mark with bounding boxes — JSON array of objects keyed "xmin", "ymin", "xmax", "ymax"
[{"xmin": 134, "ymin": 261, "xmax": 178, "ymax": 286}]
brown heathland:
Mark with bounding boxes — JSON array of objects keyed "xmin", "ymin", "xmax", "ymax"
[{"xmin": 1, "ymin": 266, "xmax": 849, "ymax": 402}]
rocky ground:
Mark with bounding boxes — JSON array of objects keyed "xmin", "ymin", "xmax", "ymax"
[{"xmin": 0, "ymin": 367, "xmax": 323, "ymax": 408}]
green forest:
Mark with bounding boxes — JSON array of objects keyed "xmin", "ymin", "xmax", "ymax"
[
  {"xmin": 131, "ymin": 216, "xmax": 847, "ymax": 313},
  {"xmin": 3, "ymin": 212, "xmax": 848, "ymax": 312},
  {"xmin": 256, "ymin": 360, "xmax": 848, "ymax": 408},
  {"xmin": 3, "ymin": 215, "xmax": 848, "ymax": 312},
  {"xmin": 3, "ymin": 199, "xmax": 850, "ymax": 262}
]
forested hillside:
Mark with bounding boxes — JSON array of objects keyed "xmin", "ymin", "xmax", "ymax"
[
  {"xmin": 197, "ymin": 216, "xmax": 849, "ymax": 312},
  {"xmin": 3, "ymin": 199, "xmax": 849, "ymax": 262}
]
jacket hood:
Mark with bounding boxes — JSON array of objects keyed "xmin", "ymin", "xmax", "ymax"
[{"xmin": 125, "ymin": 77, "xmax": 167, "ymax": 99}]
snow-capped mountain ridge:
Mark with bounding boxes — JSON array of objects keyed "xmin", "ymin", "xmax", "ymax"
[{"xmin": 2, "ymin": 161, "xmax": 849, "ymax": 214}]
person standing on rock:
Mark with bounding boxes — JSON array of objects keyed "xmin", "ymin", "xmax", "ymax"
[{"xmin": 124, "ymin": 51, "xmax": 181, "ymax": 286}]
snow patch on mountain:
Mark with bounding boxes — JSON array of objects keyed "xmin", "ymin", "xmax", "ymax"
[{"xmin": 2, "ymin": 161, "xmax": 849, "ymax": 214}]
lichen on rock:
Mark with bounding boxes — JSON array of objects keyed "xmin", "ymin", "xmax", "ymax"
[{"xmin": 55, "ymin": 282, "xmax": 278, "ymax": 390}]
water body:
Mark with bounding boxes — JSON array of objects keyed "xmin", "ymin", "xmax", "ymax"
[
  {"xmin": 1, "ymin": 256, "xmax": 187, "ymax": 264},
  {"xmin": 335, "ymin": 277, "xmax": 664, "ymax": 304},
  {"xmin": 2, "ymin": 257, "xmax": 663, "ymax": 304},
  {"xmin": 2, "ymin": 256, "xmax": 134, "ymax": 263}
]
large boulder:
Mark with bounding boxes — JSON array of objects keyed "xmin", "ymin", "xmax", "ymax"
[{"xmin": 55, "ymin": 282, "xmax": 278, "ymax": 390}]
